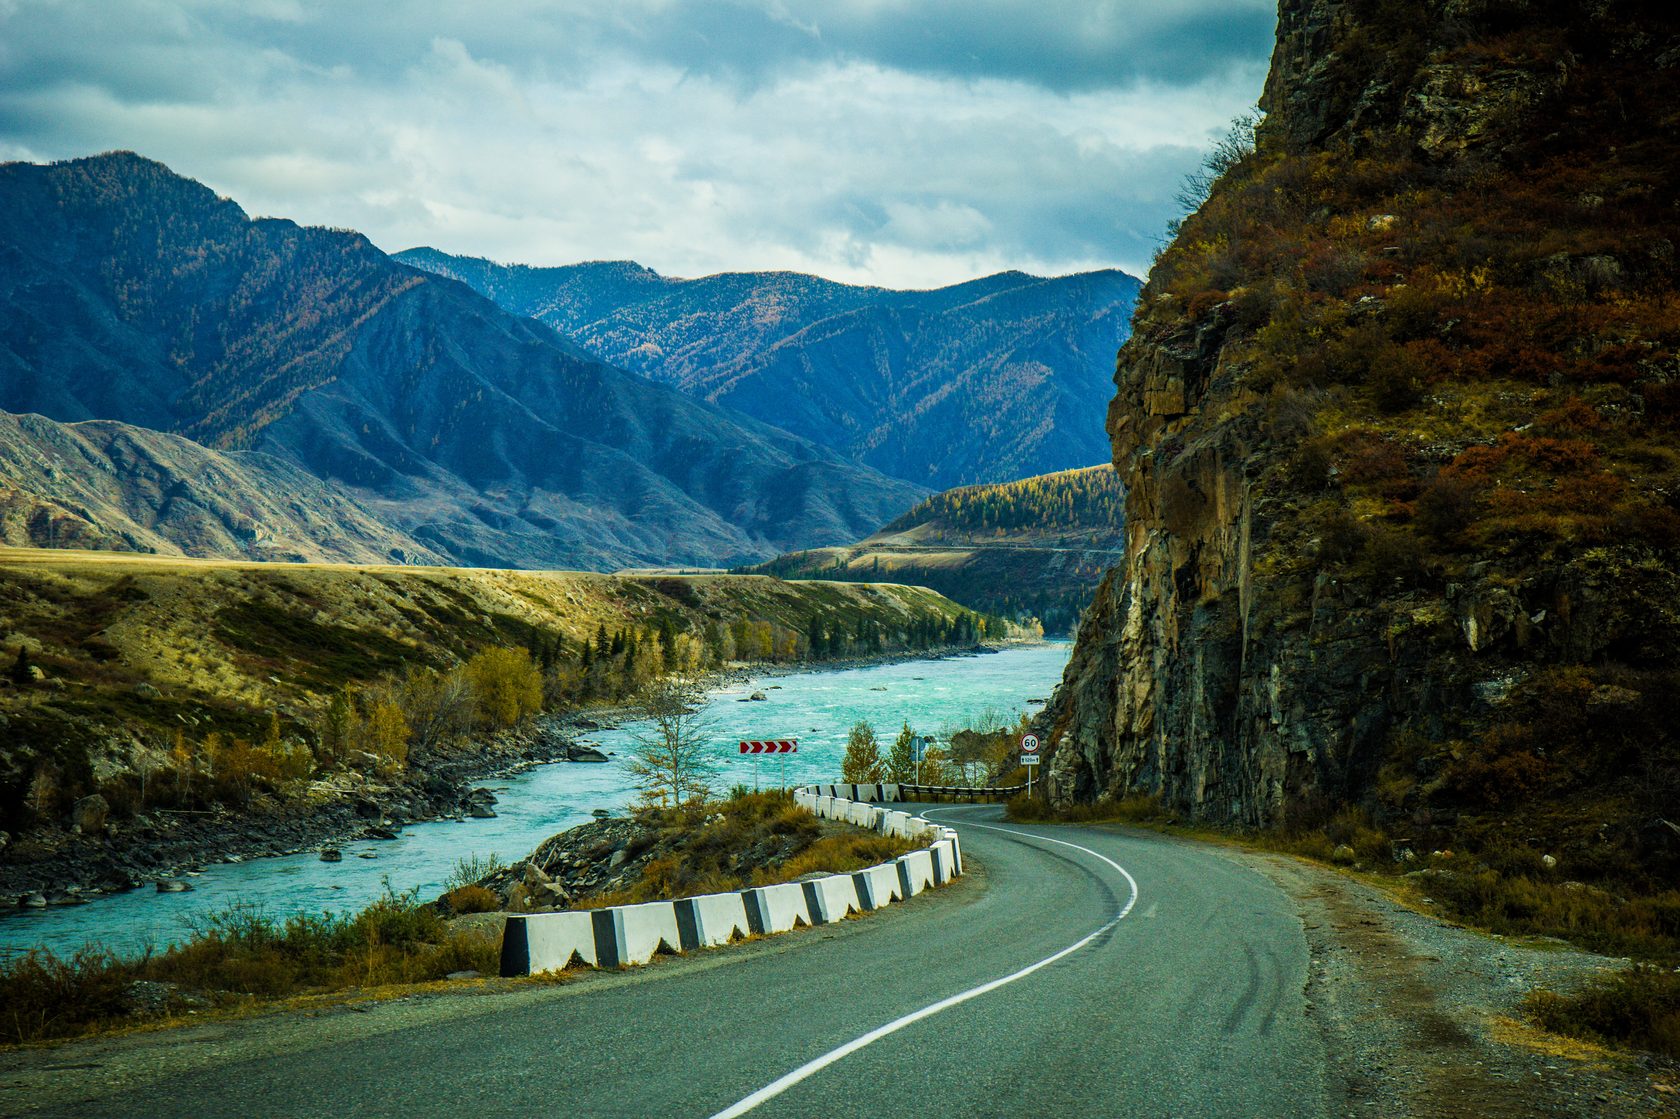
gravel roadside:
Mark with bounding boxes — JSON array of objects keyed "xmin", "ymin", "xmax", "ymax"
[{"xmin": 1233, "ymin": 850, "xmax": 1679, "ymax": 1118}]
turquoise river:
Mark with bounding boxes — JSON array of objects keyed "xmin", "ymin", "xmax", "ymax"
[{"xmin": 0, "ymin": 641, "xmax": 1071, "ymax": 958}]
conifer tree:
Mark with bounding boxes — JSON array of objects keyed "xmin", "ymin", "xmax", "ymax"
[{"xmin": 841, "ymin": 720, "xmax": 883, "ymax": 782}]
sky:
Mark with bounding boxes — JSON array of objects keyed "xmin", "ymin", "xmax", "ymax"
[{"xmin": 0, "ymin": 1, "xmax": 1277, "ymax": 288}]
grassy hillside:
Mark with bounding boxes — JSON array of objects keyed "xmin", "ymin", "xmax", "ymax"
[
  {"xmin": 741, "ymin": 466, "xmax": 1125, "ymax": 633},
  {"xmin": 0, "ymin": 548, "xmax": 997, "ymax": 836}
]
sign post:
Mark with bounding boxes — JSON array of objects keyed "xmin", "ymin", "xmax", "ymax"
[
  {"xmin": 1020, "ymin": 734, "xmax": 1041, "ymax": 799},
  {"xmin": 739, "ymin": 740, "xmax": 798, "ymax": 791},
  {"xmin": 911, "ymin": 735, "xmax": 929, "ymax": 787}
]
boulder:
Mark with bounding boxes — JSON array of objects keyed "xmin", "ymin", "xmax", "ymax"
[
  {"xmin": 71, "ymin": 794, "xmax": 110, "ymax": 835},
  {"xmin": 133, "ymin": 682, "xmax": 162, "ymax": 700},
  {"xmin": 1331, "ymin": 844, "xmax": 1357, "ymax": 865},
  {"xmin": 319, "ymin": 847, "xmax": 343, "ymax": 862},
  {"xmin": 467, "ymin": 804, "xmax": 497, "ymax": 819},
  {"xmin": 21, "ymin": 892, "xmax": 47, "ymax": 909},
  {"xmin": 748, "ymin": 691, "xmax": 767, "ymax": 701},
  {"xmin": 155, "ymin": 879, "xmax": 193, "ymax": 893}
]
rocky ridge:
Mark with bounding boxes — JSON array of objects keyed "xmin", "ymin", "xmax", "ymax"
[{"xmin": 1046, "ymin": 0, "xmax": 1680, "ymax": 886}]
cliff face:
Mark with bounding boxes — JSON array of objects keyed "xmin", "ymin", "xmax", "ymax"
[{"xmin": 1048, "ymin": 0, "xmax": 1680, "ymax": 858}]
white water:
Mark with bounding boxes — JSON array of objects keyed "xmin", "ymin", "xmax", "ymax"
[{"xmin": 0, "ymin": 642, "xmax": 1070, "ymax": 959}]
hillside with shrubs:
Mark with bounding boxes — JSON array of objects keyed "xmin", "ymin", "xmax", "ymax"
[
  {"xmin": 0, "ymin": 547, "xmax": 1002, "ymax": 882},
  {"xmin": 1046, "ymin": 0, "xmax": 1680, "ymax": 1009}
]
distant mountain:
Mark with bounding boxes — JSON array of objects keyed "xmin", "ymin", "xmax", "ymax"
[
  {"xmin": 740, "ymin": 465, "xmax": 1126, "ymax": 634},
  {"xmin": 0, "ymin": 410, "xmax": 443, "ymax": 564},
  {"xmin": 396, "ymin": 248, "xmax": 1141, "ymax": 488},
  {"xmin": 0, "ymin": 154, "xmax": 926, "ymax": 569}
]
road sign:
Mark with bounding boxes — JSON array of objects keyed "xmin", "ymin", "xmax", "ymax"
[
  {"xmin": 739, "ymin": 740, "xmax": 797, "ymax": 753},
  {"xmin": 911, "ymin": 736, "xmax": 928, "ymax": 763},
  {"xmin": 1021, "ymin": 734, "xmax": 1040, "ymax": 754},
  {"xmin": 1022, "ymin": 754, "xmax": 1041, "ymax": 766}
]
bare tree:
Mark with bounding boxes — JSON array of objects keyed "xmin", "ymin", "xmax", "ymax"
[
  {"xmin": 398, "ymin": 666, "xmax": 475, "ymax": 756},
  {"xmin": 625, "ymin": 674, "xmax": 720, "ymax": 808},
  {"xmin": 1174, "ymin": 108, "xmax": 1262, "ymax": 216}
]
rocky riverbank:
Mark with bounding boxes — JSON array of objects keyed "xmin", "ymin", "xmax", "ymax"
[
  {"xmin": 0, "ymin": 640, "xmax": 1028, "ymax": 913},
  {"xmin": 442, "ymin": 791, "xmax": 912, "ymax": 916},
  {"xmin": 0, "ymin": 715, "xmax": 609, "ymax": 907}
]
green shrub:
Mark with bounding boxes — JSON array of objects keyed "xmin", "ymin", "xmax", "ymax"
[
  {"xmin": 443, "ymin": 885, "xmax": 499, "ymax": 915},
  {"xmin": 0, "ymin": 948, "xmax": 139, "ymax": 1045},
  {"xmin": 1526, "ymin": 967, "xmax": 1680, "ymax": 1059}
]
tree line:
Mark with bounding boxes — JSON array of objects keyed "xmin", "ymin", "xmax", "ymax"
[{"xmin": 878, "ymin": 464, "xmax": 1125, "ymax": 539}]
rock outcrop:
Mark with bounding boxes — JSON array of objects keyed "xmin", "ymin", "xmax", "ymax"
[{"xmin": 1047, "ymin": 0, "xmax": 1680, "ymax": 859}]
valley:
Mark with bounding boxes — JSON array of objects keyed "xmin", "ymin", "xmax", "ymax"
[
  {"xmin": 3, "ymin": 0, "xmax": 1680, "ymax": 1106},
  {"xmin": 0, "ymin": 546, "xmax": 1013, "ymax": 904}
]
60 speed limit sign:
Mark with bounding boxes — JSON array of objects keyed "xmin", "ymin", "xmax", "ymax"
[{"xmin": 1020, "ymin": 734, "xmax": 1040, "ymax": 753}]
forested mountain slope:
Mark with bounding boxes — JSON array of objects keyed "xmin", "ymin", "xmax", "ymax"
[
  {"xmin": 397, "ymin": 248, "xmax": 1141, "ymax": 488},
  {"xmin": 0, "ymin": 154, "xmax": 925, "ymax": 569},
  {"xmin": 743, "ymin": 465, "xmax": 1125, "ymax": 633}
]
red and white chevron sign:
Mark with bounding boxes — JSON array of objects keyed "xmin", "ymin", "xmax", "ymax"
[{"xmin": 739, "ymin": 740, "xmax": 798, "ymax": 754}]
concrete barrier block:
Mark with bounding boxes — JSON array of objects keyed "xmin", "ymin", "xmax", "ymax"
[
  {"xmin": 853, "ymin": 862, "xmax": 903, "ymax": 908},
  {"xmin": 743, "ymin": 882, "xmax": 812, "ymax": 934},
  {"xmin": 814, "ymin": 795, "xmax": 834, "ymax": 818},
  {"xmin": 500, "ymin": 911, "xmax": 598, "ymax": 976},
  {"xmin": 884, "ymin": 810, "xmax": 915, "ymax": 838},
  {"xmin": 674, "ymin": 891, "xmax": 753, "ymax": 949},
  {"xmin": 612, "ymin": 900, "xmax": 683, "ymax": 965},
  {"xmin": 897, "ymin": 849, "xmax": 937, "ymax": 896},
  {"xmin": 801, "ymin": 874, "xmax": 862, "ymax": 924},
  {"xmin": 881, "ymin": 783, "xmax": 900, "ymax": 803},
  {"xmin": 942, "ymin": 827, "xmax": 963, "ymax": 876},
  {"xmin": 930, "ymin": 839, "xmax": 955, "ymax": 885}
]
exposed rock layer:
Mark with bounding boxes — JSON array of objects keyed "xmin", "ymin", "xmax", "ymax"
[{"xmin": 1047, "ymin": 0, "xmax": 1680, "ymax": 842}]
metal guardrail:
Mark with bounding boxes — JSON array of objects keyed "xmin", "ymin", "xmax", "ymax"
[{"xmin": 891, "ymin": 783, "xmax": 1027, "ymax": 802}]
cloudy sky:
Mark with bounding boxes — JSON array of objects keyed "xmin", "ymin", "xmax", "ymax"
[{"xmin": 0, "ymin": 1, "xmax": 1275, "ymax": 288}]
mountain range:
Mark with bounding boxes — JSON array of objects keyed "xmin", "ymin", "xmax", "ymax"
[
  {"xmin": 0, "ymin": 153, "xmax": 930, "ymax": 569},
  {"xmin": 395, "ymin": 248, "xmax": 1140, "ymax": 488}
]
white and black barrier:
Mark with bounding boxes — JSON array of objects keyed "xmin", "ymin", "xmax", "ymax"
[{"xmin": 500, "ymin": 787, "xmax": 962, "ymax": 977}]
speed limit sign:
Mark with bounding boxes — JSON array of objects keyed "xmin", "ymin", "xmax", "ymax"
[{"xmin": 1021, "ymin": 734, "xmax": 1040, "ymax": 754}]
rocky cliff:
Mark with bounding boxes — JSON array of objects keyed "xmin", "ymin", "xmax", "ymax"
[{"xmin": 1048, "ymin": 0, "xmax": 1680, "ymax": 879}]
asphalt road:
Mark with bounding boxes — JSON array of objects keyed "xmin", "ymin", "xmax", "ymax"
[{"xmin": 26, "ymin": 806, "xmax": 1328, "ymax": 1119}]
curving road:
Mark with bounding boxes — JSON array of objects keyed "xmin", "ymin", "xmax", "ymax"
[{"xmin": 17, "ymin": 806, "xmax": 1328, "ymax": 1119}]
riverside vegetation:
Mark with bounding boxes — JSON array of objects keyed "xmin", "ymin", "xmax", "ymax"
[
  {"xmin": 0, "ymin": 789, "xmax": 910, "ymax": 1047},
  {"xmin": 0, "ymin": 548, "xmax": 1014, "ymax": 897}
]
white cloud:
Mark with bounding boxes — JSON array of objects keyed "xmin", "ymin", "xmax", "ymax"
[{"xmin": 0, "ymin": 1, "xmax": 1273, "ymax": 286}]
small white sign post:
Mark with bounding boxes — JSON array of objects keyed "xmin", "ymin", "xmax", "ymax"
[{"xmin": 1021, "ymin": 734, "xmax": 1040, "ymax": 799}]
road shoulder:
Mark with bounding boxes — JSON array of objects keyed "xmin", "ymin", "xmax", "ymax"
[{"xmin": 1213, "ymin": 843, "xmax": 1678, "ymax": 1118}]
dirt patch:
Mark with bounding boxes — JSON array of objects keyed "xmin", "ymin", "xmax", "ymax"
[{"xmin": 1243, "ymin": 852, "xmax": 1678, "ymax": 1118}]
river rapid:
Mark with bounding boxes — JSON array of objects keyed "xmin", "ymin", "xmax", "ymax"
[{"xmin": 0, "ymin": 642, "xmax": 1070, "ymax": 959}]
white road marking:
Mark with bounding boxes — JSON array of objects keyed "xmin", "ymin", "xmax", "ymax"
[{"xmin": 704, "ymin": 808, "xmax": 1139, "ymax": 1119}]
